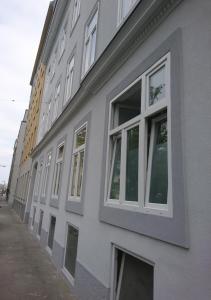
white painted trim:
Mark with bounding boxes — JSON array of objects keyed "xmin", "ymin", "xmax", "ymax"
[{"xmin": 105, "ymin": 53, "xmax": 172, "ymax": 217}]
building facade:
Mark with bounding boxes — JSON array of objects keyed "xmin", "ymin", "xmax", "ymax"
[
  {"xmin": 25, "ymin": 0, "xmax": 211, "ymax": 299},
  {"xmin": 7, "ymin": 110, "xmax": 28, "ymax": 211},
  {"xmin": 12, "ymin": 2, "xmax": 54, "ymax": 222}
]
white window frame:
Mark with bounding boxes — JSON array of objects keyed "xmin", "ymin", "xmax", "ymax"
[
  {"xmin": 64, "ymin": 55, "xmax": 75, "ymax": 105},
  {"xmin": 41, "ymin": 151, "xmax": 52, "ymax": 197},
  {"xmin": 52, "ymin": 142, "xmax": 65, "ymax": 199},
  {"xmin": 31, "ymin": 206, "xmax": 36, "ymax": 229},
  {"xmin": 52, "ymin": 82, "xmax": 61, "ymax": 122},
  {"xmin": 117, "ymin": 0, "xmax": 139, "ymax": 26},
  {"xmin": 110, "ymin": 244, "xmax": 154, "ymax": 300},
  {"xmin": 62, "ymin": 222, "xmax": 79, "ymax": 285},
  {"xmin": 33, "ymin": 162, "xmax": 43, "ymax": 198},
  {"xmin": 82, "ymin": 7, "xmax": 99, "ymax": 76},
  {"xmin": 68, "ymin": 123, "xmax": 87, "ymax": 201},
  {"xmin": 59, "ymin": 27, "xmax": 66, "ymax": 60},
  {"xmin": 46, "ymin": 97, "xmax": 52, "ymax": 131},
  {"xmin": 51, "ymin": 51, "xmax": 57, "ymax": 80},
  {"xmin": 72, "ymin": 0, "xmax": 80, "ymax": 29},
  {"xmin": 105, "ymin": 53, "xmax": 172, "ymax": 217}
]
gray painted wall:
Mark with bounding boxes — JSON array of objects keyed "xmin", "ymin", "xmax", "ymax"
[{"xmin": 28, "ymin": 0, "xmax": 211, "ymax": 299}]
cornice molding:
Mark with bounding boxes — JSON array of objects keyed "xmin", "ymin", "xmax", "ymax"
[{"xmin": 32, "ymin": 0, "xmax": 183, "ymax": 157}]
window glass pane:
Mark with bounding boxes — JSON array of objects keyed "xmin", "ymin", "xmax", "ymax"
[
  {"xmin": 65, "ymin": 225, "xmax": 79, "ymax": 277},
  {"xmin": 116, "ymin": 250, "xmax": 153, "ymax": 300},
  {"xmin": 76, "ymin": 127, "xmax": 86, "ymax": 148},
  {"xmin": 112, "ymin": 81, "xmax": 141, "ymax": 128},
  {"xmin": 38, "ymin": 211, "xmax": 44, "ymax": 236},
  {"xmin": 149, "ymin": 66, "xmax": 165, "ymax": 106},
  {"xmin": 90, "ymin": 28, "xmax": 96, "ymax": 66},
  {"xmin": 122, "ymin": 0, "xmax": 131, "ymax": 19},
  {"xmin": 48, "ymin": 216, "xmax": 56, "ymax": 250},
  {"xmin": 71, "ymin": 154, "xmax": 78, "ymax": 196},
  {"xmin": 53, "ymin": 164, "xmax": 59, "ymax": 195},
  {"xmin": 58, "ymin": 145, "xmax": 64, "ymax": 159},
  {"xmin": 84, "ymin": 38, "xmax": 91, "ymax": 73},
  {"xmin": 126, "ymin": 126, "xmax": 139, "ymax": 202},
  {"xmin": 77, "ymin": 151, "xmax": 84, "ymax": 197},
  {"xmin": 149, "ymin": 118, "xmax": 168, "ymax": 204},
  {"xmin": 110, "ymin": 137, "xmax": 121, "ymax": 199},
  {"xmin": 56, "ymin": 163, "xmax": 62, "ymax": 195}
]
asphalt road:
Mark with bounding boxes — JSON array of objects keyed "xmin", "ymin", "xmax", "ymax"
[{"xmin": 0, "ymin": 200, "xmax": 77, "ymax": 300}]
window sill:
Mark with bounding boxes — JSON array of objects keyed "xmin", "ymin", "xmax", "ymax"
[{"xmin": 105, "ymin": 201, "xmax": 171, "ymax": 218}]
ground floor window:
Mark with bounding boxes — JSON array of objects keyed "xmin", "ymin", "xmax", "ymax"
[
  {"xmin": 113, "ymin": 248, "xmax": 154, "ymax": 300},
  {"xmin": 32, "ymin": 206, "xmax": 36, "ymax": 227},
  {"xmin": 48, "ymin": 216, "xmax": 56, "ymax": 250},
  {"xmin": 38, "ymin": 210, "xmax": 44, "ymax": 236},
  {"xmin": 64, "ymin": 224, "xmax": 79, "ymax": 279}
]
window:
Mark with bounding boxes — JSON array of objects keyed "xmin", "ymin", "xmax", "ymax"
[
  {"xmin": 64, "ymin": 56, "xmax": 75, "ymax": 104},
  {"xmin": 82, "ymin": 8, "xmax": 98, "ymax": 76},
  {"xmin": 38, "ymin": 210, "xmax": 44, "ymax": 236},
  {"xmin": 33, "ymin": 162, "xmax": 43, "ymax": 198},
  {"xmin": 112, "ymin": 248, "xmax": 153, "ymax": 300},
  {"xmin": 32, "ymin": 207, "xmax": 36, "ymax": 227},
  {"xmin": 64, "ymin": 224, "xmax": 79, "ymax": 279},
  {"xmin": 118, "ymin": 0, "xmax": 138, "ymax": 24},
  {"xmin": 52, "ymin": 143, "xmax": 65, "ymax": 198},
  {"xmin": 59, "ymin": 27, "xmax": 66, "ymax": 60},
  {"xmin": 51, "ymin": 51, "xmax": 57, "ymax": 79},
  {"xmin": 41, "ymin": 152, "xmax": 52, "ymax": 197},
  {"xmin": 72, "ymin": 0, "xmax": 80, "ymax": 28},
  {"xmin": 48, "ymin": 216, "xmax": 56, "ymax": 250},
  {"xmin": 106, "ymin": 54, "xmax": 171, "ymax": 216},
  {"xmin": 46, "ymin": 98, "xmax": 52, "ymax": 131},
  {"xmin": 52, "ymin": 82, "xmax": 61, "ymax": 122},
  {"xmin": 69, "ymin": 124, "xmax": 87, "ymax": 200}
]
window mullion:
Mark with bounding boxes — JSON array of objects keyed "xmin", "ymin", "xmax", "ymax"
[
  {"xmin": 120, "ymin": 129, "xmax": 126, "ymax": 204},
  {"xmin": 74, "ymin": 152, "xmax": 80, "ymax": 196},
  {"xmin": 139, "ymin": 119, "xmax": 146, "ymax": 210}
]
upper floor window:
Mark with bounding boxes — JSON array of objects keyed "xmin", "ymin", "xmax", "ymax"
[
  {"xmin": 82, "ymin": 8, "xmax": 98, "ymax": 76},
  {"xmin": 69, "ymin": 124, "xmax": 87, "ymax": 200},
  {"xmin": 33, "ymin": 162, "xmax": 43, "ymax": 198},
  {"xmin": 105, "ymin": 54, "xmax": 172, "ymax": 217},
  {"xmin": 52, "ymin": 143, "xmax": 65, "ymax": 198},
  {"xmin": 64, "ymin": 56, "xmax": 75, "ymax": 105},
  {"xmin": 41, "ymin": 152, "xmax": 52, "ymax": 197},
  {"xmin": 72, "ymin": 0, "xmax": 80, "ymax": 28},
  {"xmin": 52, "ymin": 82, "xmax": 61, "ymax": 122},
  {"xmin": 118, "ymin": 0, "xmax": 138, "ymax": 25},
  {"xmin": 59, "ymin": 27, "xmax": 66, "ymax": 60},
  {"xmin": 51, "ymin": 52, "xmax": 57, "ymax": 79}
]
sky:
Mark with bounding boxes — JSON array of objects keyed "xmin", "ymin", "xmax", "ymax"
[{"xmin": 0, "ymin": 0, "xmax": 50, "ymax": 184}]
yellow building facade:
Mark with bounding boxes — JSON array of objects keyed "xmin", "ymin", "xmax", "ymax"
[{"xmin": 21, "ymin": 63, "xmax": 46, "ymax": 165}]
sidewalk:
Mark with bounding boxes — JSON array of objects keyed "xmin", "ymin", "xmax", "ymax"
[{"xmin": 0, "ymin": 201, "xmax": 77, "ymax": 300}]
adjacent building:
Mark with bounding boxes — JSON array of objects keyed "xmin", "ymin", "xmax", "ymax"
[
  {"xmin": 10, "ymin": 0, "xmax": 211, "ymax": 299},
  {"xmin": 11, "ymin": 2, "xmax": 54, "ymax": 222},
  {"xmin": 7, "ymin": 110, "xmax": 28, "ymax": 212}
]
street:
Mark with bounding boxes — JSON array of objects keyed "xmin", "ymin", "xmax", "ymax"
[{"xmin": 0, "ymin": 200, "xmax": 77, "ymax": 300}]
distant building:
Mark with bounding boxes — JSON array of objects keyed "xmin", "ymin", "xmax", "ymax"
[
  {"xmin": 10, "ymin": 0, "xmax": 211, "ymax": 299},
  {"xmin": 11, "ymin": 2, "xmax": 54, "ymax": 222},
  {"xmin": 7, "ymin": 110, "xmax": 28, "ymax": 209}
]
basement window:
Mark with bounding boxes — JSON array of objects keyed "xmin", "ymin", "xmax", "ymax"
[
  {"xmin": 38, "ymin": 210, "xmax": 44, "ymax": 237},
  {"xmin": 112, "ymin": 248, "xmax": 154, "ymax": 300},
  {"xmin": 48, "ymin": 215, "xmax": 56, "ymax": 250},
  {"xmin": 64, "ymin": 224, "xmax": 79, "ymax": 281}
]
